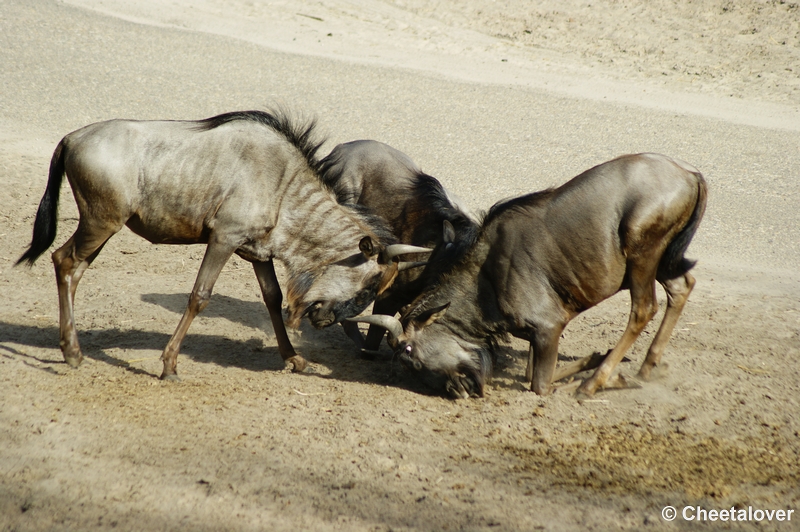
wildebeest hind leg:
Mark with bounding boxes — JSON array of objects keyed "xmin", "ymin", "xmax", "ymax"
[
  {"xmin": 551, "ymin": 350, "xmax": 612, "ymax": 383},
  {"xmin": 638, "ymin": 272, "xmax": 695, "ymax": 381},
  {"xmin": 160, "ymin": 241, "xmax": 235, "ymax": 380},
  {"xmin": 52, "ymin": 224, "xmax": 117, "ymax": 368},
  {"xmin": 252, "ymin": 260, "xmax": 307, "ymax": 373},
  {"xmin": 577, "ymin": 272, "xmax": 659, "ymax": 397}
]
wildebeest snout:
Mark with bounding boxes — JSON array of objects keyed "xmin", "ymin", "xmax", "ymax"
[
  {"xmin": 397, "ymin": 343, "xmax": 484, "ymax": 399},
  {"xmin": 307, "ymin": 285, "xmax": 379, "ymax": 329},
  {"xmin": 307, "ymin": 302, "xmax": 335, "ymax": 328},
  {"xmin": 444, "ymin": 370, "xmax": 482, "ymax": 400}
]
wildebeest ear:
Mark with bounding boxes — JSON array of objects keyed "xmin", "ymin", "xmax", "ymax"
[
  {"xmin": 359, "ymin": 236, "xmax": 375, "ymax": 257},
  {"xmin": 413, "ymin": 302, "xmax": 451, "ymax": 328},
  {"xmin": 443, "ymin": 220, "xmax": 456, "ymax": 245}
]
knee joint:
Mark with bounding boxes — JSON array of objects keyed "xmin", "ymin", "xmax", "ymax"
[
  {"xmin": 189, "ymin": 289, "xmax": 212, "ymax": 313},
  {"xmin": 631, "ymin": 304, "xmax": 657, "ymax": 331}
]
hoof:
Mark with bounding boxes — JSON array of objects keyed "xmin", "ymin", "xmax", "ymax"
[
  {"xmin": 287, "ymin": 355, "xmax": 307, "ymax": 373},
  {"xmin": 159, "ymin": 373, "xmax": 181, "ymax": 382},
  {"xmin": 575, "ymin": 380, "xmax": 596, "ymax": 399},
  {"xmin": 529, "ymin": 382, "xmax": 553, "ymax": 396},
  {"xmin": 64, "ymin": 355, "xmax": 83, "ymax": 368},
  {"xmin": 575, "ymin": 390, "xmax": 594, "ymax": 401},
  {"xmin": 638, "ymin": 363, "xmax": 669, "ymax": 382}
]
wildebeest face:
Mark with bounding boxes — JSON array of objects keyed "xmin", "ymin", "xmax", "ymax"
[
  {"xmin": 286, "ymin": 236, "xmax": 399, "ymax": 329},
  {"xmin": 397, "ymin": 303, "xmax": 488, "ymax": 399}
]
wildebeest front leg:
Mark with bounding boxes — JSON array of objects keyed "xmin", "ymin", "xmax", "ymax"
[
  {"xmin": 252, "ymin": 260, "xmax": 307, "ymax": 372},
  {"xmin": 638, "ymin": 272, "xmax": 695, "ymax": 381},
  {"xmin": 160, "ymin": 241, "xmax": 235, "ymax": 380},
  {"xmin": 341, "ymin": 321, "xmax": 367, "ymax": 350},
  {"xmin": 525, "ymin": 344, "xmax": 535, "ymax": 384},
  {"xmin": 528, "ymin": 326, "xmax": 564, "ymax": 395}
]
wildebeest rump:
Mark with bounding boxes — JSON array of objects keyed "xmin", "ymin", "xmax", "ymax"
[
  {"xmin": 318, "ymin": 139, "xmax": 479, "ymax": 352},
  {"xmin": 357, "ymin": 153, "xmax": 707, "ymax": 399},
  {"xmin": 16, "ymin": 110, "xmax": 417, "ymax": 379}
]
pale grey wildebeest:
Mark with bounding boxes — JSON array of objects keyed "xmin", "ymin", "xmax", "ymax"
[
  {"xmin": 16, "ymin": 110, "xmax": 425, "ymax": 380},
  {"xmin": 351, "ymin": 154, "xmax": 707, "ymax": 399},
  {"xmin": 317, "ymin": 139, "xmax": 480, "ymax": 354}
]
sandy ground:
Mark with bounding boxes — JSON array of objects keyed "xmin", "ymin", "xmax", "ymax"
[{"xmin": 1, "ymin": 1, "xmax": 799, "ymax": 531}]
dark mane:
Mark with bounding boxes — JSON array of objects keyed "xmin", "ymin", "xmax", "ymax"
[
  {"xmin": 197, "ymin": 112, "xmax": 396, "ymax": 248},
  {"xmin": 407, "ymin": 190, "xmax": 555, "ymax": 328},
  {"xmin": 412, "ymin": 172, "xmax": 483, "ymax": 285},
  {"xmin": 195, "ymin": 109, "xmax": 325, "ymax": 174},
  {"xmin": 411, "ymin": 173, "xmax": 460, "ymax": 218},
  {"xmin": 413, "ymin": 189, "xmax": 556, "ymax": 299}
]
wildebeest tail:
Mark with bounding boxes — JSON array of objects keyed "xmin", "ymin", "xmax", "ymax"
[
  {"xmin": 16, "ymin": 140, "xmax": 66, "ymax": 266},
  {"xmin": 657, "ymin": 172, "xmax": 708, "ymax": 280}
]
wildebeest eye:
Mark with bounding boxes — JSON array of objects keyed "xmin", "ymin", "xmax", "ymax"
[{"xmin": 402, "ymin": 345, "xmax": 422, "ymax": 370}]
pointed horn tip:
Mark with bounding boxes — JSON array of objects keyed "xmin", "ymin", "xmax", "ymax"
[{"xmin": 397, "ymin": 260, "xmax": 427, "ymax": 272}]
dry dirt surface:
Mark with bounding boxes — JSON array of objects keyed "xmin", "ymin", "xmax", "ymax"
[
  {"xmin": 386, "ymin": 0, "xmax": 800, "ymax": 105},
  {"xmin": 1, "ymin": 1, "xmax": 799, "ymax": 531}
]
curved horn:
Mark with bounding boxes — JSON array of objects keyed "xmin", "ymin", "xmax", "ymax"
[
  {"xmin": 397, "ymin": 260, "xmax": 427, "ymax": 271},
  {"xmin": 383, "ymin": 244, "xmax": 432, "ymax": 261},
  {"xmin": 345, "ymin": 314, "xmax": 403, "ymax": 342}
]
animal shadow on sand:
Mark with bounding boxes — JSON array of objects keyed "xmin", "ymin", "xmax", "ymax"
[
  {"xmin": 142, "ymin": 291, "xmax": 434, "ymax": 394},
  {"xmin": 0, "ymin": 292, "xmax": 431, "ymax": 394}
]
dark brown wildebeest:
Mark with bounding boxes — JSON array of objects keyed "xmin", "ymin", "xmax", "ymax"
[
  {"xmin": 17, "ymin": 110, "xmax": 423, "ymax": 380},
  {"xmin": 318, "ymin": 139, "xmax": 479, "ymax": 353},
  {"xmin": 351, "ymin": 153, "xmax": 707, "ymax": 398}
]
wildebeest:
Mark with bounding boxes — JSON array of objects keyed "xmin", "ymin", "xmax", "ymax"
[
  {"xmin": 352, "ymin": 153, "xmax": 707, "ymax": 399},
  {"xmin": 17, "ymin": 110, "xmax": 423, "ymax": 379},
  {"xmin": 318, "ymin": 139, "xmax": 479, "ymax": 352}
]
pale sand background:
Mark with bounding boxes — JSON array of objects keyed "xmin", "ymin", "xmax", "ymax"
[
  {"xmin": 1, "ymin": 1, "xmax": 798, "ymax": 531},
  {"xmin": 64, "ymin": 0, "xmax": 800, "ymax": 129}
]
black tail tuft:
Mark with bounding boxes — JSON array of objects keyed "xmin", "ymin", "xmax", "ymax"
[
  {"xmin": 657, "ymin": 172, "xmax": 708, "ymax": 280},
  {"xmin": 16, "ymin": 141, "xmax": 66, "ymax": 266}
]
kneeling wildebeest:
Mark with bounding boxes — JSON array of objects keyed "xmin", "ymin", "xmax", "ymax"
[
  {"xmin": 351, "ymin": 153, "xmax": 707, "ymax": 398},
  {"xmin": 17, "ymin": 110, "xmax": 422, "ymax": 379},
  {"xmin": 318, "ymin": 139, "xmax": 479, "ymax": 353}
]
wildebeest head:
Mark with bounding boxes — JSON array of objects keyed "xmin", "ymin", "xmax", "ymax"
[
  {"xmin": 286, "ymin": 238, "xmax": 430, "ymax": 329},
  {"xmin": 398, "ymin": 303, "xmax": 493, "ymax": 399},
  {"xmin": 349, "ymin": 303, "xmax": 492, "ymax": 399}
]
